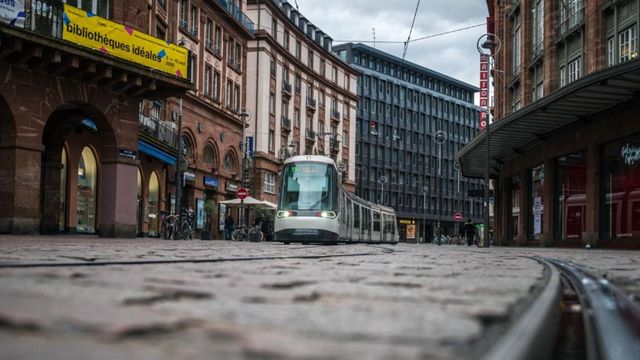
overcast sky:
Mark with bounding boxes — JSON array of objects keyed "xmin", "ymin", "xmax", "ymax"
[{"xmin": 295, "ymin": 0, "xmax": 489, "ymax": 92}]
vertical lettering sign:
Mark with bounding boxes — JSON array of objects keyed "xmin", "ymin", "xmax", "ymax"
[{"xmin": 479, "ymin": 54, "xmax": 490, "ymax": 131}]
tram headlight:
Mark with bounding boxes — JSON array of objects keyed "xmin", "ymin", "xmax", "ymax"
[
  {"xmin": 276, "ymin": 210, "xmax": 291, "ymax": 218},
  {"xmin": 320, "ymin": 211, "xmax": 337, "ymax": 219}
]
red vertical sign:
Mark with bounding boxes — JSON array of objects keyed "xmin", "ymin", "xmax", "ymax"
[{"xmin": 479, "ymin": 54, "xmax": 489, "ymax": 131}]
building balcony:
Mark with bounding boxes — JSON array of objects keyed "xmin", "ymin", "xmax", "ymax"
[
  {"xmin": 306, "ymin": 97, "xmax": 316, "ymax": 110},
  {"xmin": 282, "ymin": 82, "xmax": 292, "ymax": 97},
  {"xmin": 305, "ymin": 129, "xmax": 316, "ymax": 141},
  {"xmin": 330, "ymin": 110, "xmax": 341, "ymax": 122},
  {"xmin": 1, "ymin": 0, "xmax": 191, "ymax": 97},
  {"xmin": 214, "ymin": 0, "xmax": 255, "ymax": 35},
  {"xmin": 281, "ymin": 116, "xmax": 292, "ymax": 132},
  {"xmin": 557, "ymin": 6, "xmax": 585, "ymax": 37},
  {"xmin": 139, "ymin": 112, "xmax": 178, "ymax": 151}
]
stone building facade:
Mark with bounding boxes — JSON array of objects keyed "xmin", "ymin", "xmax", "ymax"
[
  {"xmin": 459, "ymin": 0, "xmax": 640, "ymax": 248},
  {"xmin": 243, "ymin": 0, "xmax": 358, "ymax": 207}
]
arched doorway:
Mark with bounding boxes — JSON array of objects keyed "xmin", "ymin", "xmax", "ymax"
[
  {"xmin": 148, "ymin": 172, "xmax": 160, "ymax": 236},
  {"xmin": 76, "ymin": 146, "xmax": 98, "ymax": 234},
  {"xmin": 137, "ymin": 168, "xmax": 143, "ymax": 236}
]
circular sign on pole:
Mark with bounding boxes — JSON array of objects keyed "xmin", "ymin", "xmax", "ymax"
[
  {"xmin": 237, "ymin": 188, "xmax": 248, "ymax": 200},
  {"xmin": 434, "ymin": 130, "xmax": 448, "ymax": 144},
  {"xmin": 454, "ymin": 212, "xmax": 463, "ymax": 222}
]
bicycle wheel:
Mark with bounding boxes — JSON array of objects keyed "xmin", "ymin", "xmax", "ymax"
[
  {"xmin": 249, "ymin": 228, "xmax": 263, "ymax": 242},
  {"xmin": 231, "ymin": 228, "xmax": 245, "ymax": 241}
]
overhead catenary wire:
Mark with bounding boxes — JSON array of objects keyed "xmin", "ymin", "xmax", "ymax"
[{"xmin": 402, "ymin": 0, "xmax": 422, "ymax": 61}]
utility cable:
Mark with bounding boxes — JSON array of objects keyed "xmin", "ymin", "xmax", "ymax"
[{"xmin": 402, "ymin": 0, "xmax": 421, "ymax": 61}]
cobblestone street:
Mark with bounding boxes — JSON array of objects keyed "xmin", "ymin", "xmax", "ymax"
[{"xmin": 0, "ymin": 236, "xmax": 639, "ymax": 359}]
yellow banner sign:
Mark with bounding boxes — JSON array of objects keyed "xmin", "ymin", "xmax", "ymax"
[{"xmin": 62, "ymin": 4, "xmax": 189, "ymax": 80}]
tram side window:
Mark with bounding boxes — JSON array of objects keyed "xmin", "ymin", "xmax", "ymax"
[
  {"xmin": 362, "ymin": 208, "xmax": 369, "ymax": 236},
  {"xmin": 373, "ymin": 211, "xmax": 381, "ymax": 232},
  {"xmin": 354, "ymin": 204, "xmax": 360, "ymax": 229}
]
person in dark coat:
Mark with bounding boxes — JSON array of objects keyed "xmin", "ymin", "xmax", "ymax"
[
  {"xmin": 464, "ymin": 219, "xmax": 476, "ymax": 246},
  {"xmin": 224, "ymin": 214, "xmax": 234, "ymax": 240}
]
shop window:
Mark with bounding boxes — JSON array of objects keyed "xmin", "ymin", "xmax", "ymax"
[
  {"xmin": 602, "ymin": 134, "xmax": 640, "ymax": 240},
  {"xmin": 77, "ymin": 147, "xmax": 97, "ymax": 234},
  {"xmin": 530, "ymin": 164, "xmax": 545, "ymax": 241},
  {"xmin": 556, "ymin": 151, "xmax": 587, "ymax": 242},
  {"xmin": 137, "ymin": 168, "xmax": 142, "ymax": 235},
  {"xmin": 510, "ymin": 175, "xmax": 521, "ymax": 242},
  {"xmin": 148, "ymin": 172, "xmax": 160, "ymax": 237}
]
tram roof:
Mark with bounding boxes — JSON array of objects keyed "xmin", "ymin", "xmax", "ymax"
[
  {"xmin": 284, "ymin": 155, "xmax": 337, "ymax": 167},
  {"xmin": 345, "ymin": 190, "xmax": 396, "ymax": 214}
]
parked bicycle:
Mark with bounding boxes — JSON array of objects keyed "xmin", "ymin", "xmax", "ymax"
[
  {"xmin": 231, "ymin": 223, "xmax": 263, "ymax": 242},
  {"xmin": 178, "ymin": 207, "xmax": 194, "ymax": 240}
]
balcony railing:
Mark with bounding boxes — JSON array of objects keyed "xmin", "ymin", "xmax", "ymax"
[
  {"xmin": 139, "ymin": 112, "xmax": 178, "ymax": 148},
  {"xmin": 558, "ymin": 5, "xmax": 585, "ymax": 36},
  {"xmin": 306, "ymin": 97, "xmax": 316, "ymax": 109},
  {"xmin": 281, "ymin": 116, "xmax": 291, "ymax": 131},
  {"xmin": 282, "ymin": 82, "xmax": 292, "ymax": 95},
  {"xmin": 305, "ymin": 129, "xmax": 316, "ymax": 140},
  {"xmin": 26, "ymin": 0, "xmax": 65, "ymax": 39},
  {"xmin": 215, "ymin": 0, "xmax": 255, "ymax": 35},
  {"xmin": 330, "ymin": 110, "xmax": 341, "ymax": 121}
]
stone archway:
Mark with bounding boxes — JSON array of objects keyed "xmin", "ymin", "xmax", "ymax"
[
  {"xmin": 40, "ymin": 103, "xmax": 118, "ymax": 234},
  {"xmin": 0, "ymin": 95, "xmax": 17, "ymax": 233}
]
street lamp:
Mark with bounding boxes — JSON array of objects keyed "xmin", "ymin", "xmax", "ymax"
[
  {"xmin": 378, "ymin": 176, "xmax": 386, "ymax": 205},
  {"xmin": 477, "ymin": 33, "xmax": 501, "ymax": 247},
  {"xmin": 434, "ymin": 130, "xmax": 447, "ymax": 244},
  {"xmin": 174, "ymin": 98, "xmax": 184, "ymax": 217},
  {"xmin": 422, "ymin": 185, "xmax": 428, "ymax": 243},
  {"xmin": 239, "ymin": 109, "xmax": 250, "ymax": 228}
]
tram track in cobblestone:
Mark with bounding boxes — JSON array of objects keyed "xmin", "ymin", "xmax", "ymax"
[
  {"xmin": 483, "ymin": 256, "xmax": 640, "ymax": 360},
  {"xmin": 0, "ymin": 246, "xmax": 396, "ymax": 269}
]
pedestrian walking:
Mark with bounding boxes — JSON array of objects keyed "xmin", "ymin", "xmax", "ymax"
[
  {"xmin": 464, "ymin": 219, "xmax": 476, "ymax": 246},
  {"xmin": 224, "ymin": 214, "xmax": 234, "ymax": 240}
]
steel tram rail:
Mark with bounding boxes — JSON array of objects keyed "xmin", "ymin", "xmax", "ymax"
[{"xmin": 483, "ymin": 256, "xmax": 640, "ymax": 360}]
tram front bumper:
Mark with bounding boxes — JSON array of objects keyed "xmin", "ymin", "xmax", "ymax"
[{"xmin": 274, "ymin": 229, "xmax": 339, "ymax": 243}]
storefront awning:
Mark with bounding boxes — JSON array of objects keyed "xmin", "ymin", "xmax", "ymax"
[
  {"xmin": 138, "ymin": 140, "xmax": 177, "ymax": 165},
  {"xmin": 458, "ymin": 59, "xmax": 640, "ymax": 178}
]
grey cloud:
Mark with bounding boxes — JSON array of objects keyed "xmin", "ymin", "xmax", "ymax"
[{"xmin": 296, "ymin": 0, "xmax": 489, "ymax": 89}]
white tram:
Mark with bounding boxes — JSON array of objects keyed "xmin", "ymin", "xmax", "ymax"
[{"xmin": 274, "ymin": 155, "xmax": 399, "ymax": 244}]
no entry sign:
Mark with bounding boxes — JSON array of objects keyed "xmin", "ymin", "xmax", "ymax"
[
  {"xmin": 237, "ymin": 188, "xmax": 248, "ymax": 200},
  {"xmin": 454, "ymin": 212, "xmax": 463, "ymax": 222}
]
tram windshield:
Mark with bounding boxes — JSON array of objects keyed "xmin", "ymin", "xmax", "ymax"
[{"xmin": 279, "ymin": 162, "xmax": 337, "ymax": 211}]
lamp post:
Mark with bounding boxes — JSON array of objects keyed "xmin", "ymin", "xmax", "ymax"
[
  {"xmin": 422, "ymin": 185, "xmax": 428, "ymax": 243},
  {"xmin": 434, "ymin": 130, "xmax": 447, "ymax": 244},
  {"xmin": 174, "ymin": 99, "xmax": 184, "ymax": 217},
  {"xmin": 239, "ymin": 109, "xmax": 250, "ymax": 228},
  {"xmin": 378, "ymin": 176, "xmax": 386, "ymax": 205},
  {"xmin": 477, "ymin": 33, "xmax": 501, "ymax": 247}
]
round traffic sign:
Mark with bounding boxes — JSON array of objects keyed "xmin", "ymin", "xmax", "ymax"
[
  {"xmin": 237, "ymin": 188, "xmax": 248, "ymax": 200},
  {"xmin": 454, "ymin": 212, "xmax": 463, "ymax": 222}
]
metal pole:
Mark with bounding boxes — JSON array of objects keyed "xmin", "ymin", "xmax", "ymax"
[
  {"xmin": 484, "ymin": 109, "xmax": 491, "ymax": 247},
  {"xmin": 239, "ymin": 110, "xmax": 250, "ymax": 228},
  {"xmin": 438, "ymin": 141, "xmax": 442, "ymax": 240},
  {"xmin": 174, "ymin": 99, "xmax": 183, "ymax": 239},
  {"xmin": 422, "ymin": 186, "xmax": 427, "ymax": 243}
]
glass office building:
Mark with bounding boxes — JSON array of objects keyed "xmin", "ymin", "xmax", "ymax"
[{"xmin": 334, "ymin": 43, "xmax": 483, "ymax": 242}]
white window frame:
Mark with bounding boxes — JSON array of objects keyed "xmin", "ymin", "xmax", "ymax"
[{"xmin": 264, "ymin": 172, "xmax": 276, "ymax": 194}]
